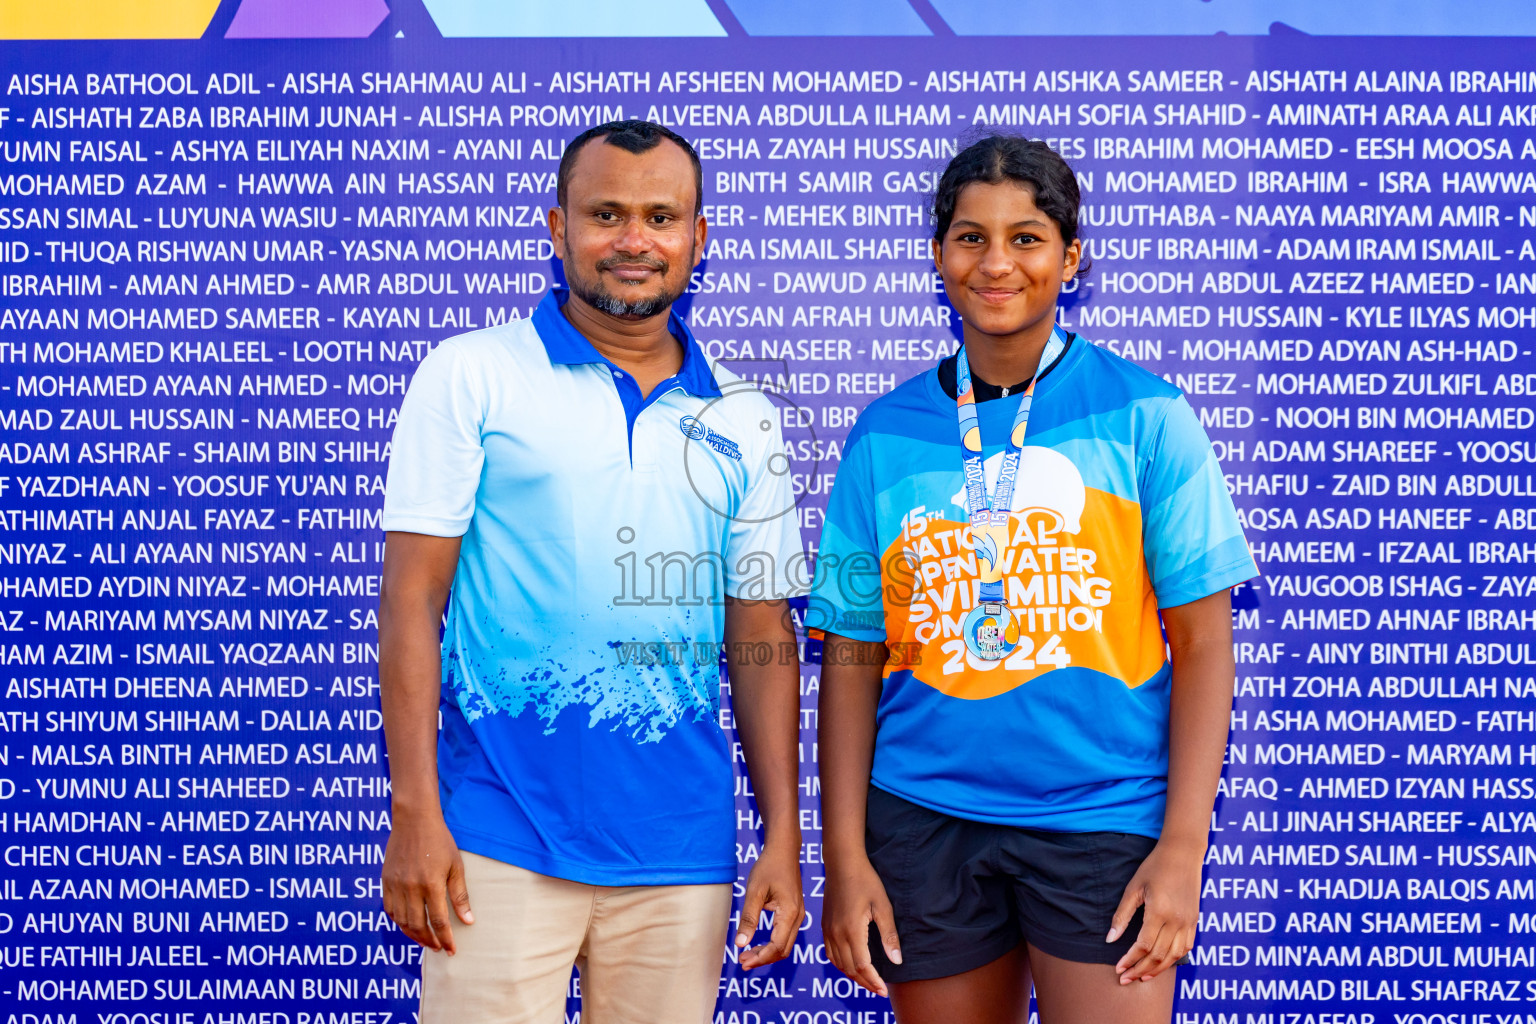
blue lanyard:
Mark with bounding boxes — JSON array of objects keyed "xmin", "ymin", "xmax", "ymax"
[{"xmin": 954, "ymin": 326, "xmax": 1067, "ymax": 602}]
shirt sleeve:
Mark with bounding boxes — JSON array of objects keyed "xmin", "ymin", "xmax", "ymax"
[
  {"xmin": 723, "ymin": 400, "xmax": 808, "ymax": 601},
  {"xmin": 803, "ymin": 425, "xmax": 887, "ymax": 642},
  {"xmin": 381, "ymin": 339, "xmax": 485, "ymax": 537},
  {"xmin": 1140, "ymin": 394, "xmax": 1258, "ymax": 608}
]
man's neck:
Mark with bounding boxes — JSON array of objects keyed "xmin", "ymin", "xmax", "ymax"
[
  {"xmin": 962, "ymin": 321, "xmax": 1057, "ymax": 388},
  {"xmin": 560, "ymin": 291, "xmax": 683, "ymax": 398}
]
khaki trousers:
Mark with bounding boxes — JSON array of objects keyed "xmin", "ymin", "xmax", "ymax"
[{"xmin": 420, "ymin": 851, "xmax": 733, "ymax": 1024}]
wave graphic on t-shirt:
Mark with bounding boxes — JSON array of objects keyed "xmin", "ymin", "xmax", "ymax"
[{"xmin": 451, "ymin": 641, "xmax": 718, "ymax": 745}]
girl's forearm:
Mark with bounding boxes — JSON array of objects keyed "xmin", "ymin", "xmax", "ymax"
[
  {"xmin": 1159, "ymin": 590, "xmax": 1236, "ymax": 850},
  {"xmin": 818, "ymin": 634, "xmax": 888, "ymax": 866}
]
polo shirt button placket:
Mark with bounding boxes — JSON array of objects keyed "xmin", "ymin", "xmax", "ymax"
[{"xmin": 608, "ymin": 365, "xmax": 654, "ymax": 473}]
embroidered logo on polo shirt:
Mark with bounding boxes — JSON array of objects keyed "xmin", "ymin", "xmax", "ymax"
[{"xmin": 679, "ymin": 415, "xmax": 742, "ymax": 461}]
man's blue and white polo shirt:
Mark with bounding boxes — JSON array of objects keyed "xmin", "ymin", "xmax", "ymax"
[{"xmin": 383, "ymin": 290, "xmax": 805, "ymax": 886}]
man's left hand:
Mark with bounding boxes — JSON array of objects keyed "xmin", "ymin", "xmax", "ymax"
[{"xmin": 736, "ymin": 835, "xmax": 804, "ymax": 969}]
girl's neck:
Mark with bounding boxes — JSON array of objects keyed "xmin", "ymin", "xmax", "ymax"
[{"xmin": 962, "ymin": 320, "xmax": 1057, "ymax": 385}]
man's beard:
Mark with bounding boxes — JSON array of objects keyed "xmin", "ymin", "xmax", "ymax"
[{"xmin": 567, "ymin": 250, "xmax": 690, "ymax": 319}]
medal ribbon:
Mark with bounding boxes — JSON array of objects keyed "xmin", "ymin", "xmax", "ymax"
[{"xmin": 954, "ymin": 326, "xmax": 1068, "ymax": 604}]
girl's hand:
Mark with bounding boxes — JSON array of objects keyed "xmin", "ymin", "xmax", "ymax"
[
  {"xmin": 1108, "ymin": 837, "xmax": 1204, "ymax": 984},
  {"xmin": 822, "ymin": 855, "xmax": 902, "ymax": 998}
]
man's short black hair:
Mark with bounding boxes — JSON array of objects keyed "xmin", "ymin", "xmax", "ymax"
[
  {"xmin": 931, "ymin": 134, "xmax": 1088, "ymax": 279},
  {"xmin": 557, "ymin": 119, "xmax": 703, "ymax": 215}
]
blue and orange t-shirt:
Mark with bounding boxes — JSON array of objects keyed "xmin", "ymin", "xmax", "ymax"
[{"xmin": 806, "ymin": 333, "xmax": 1257, "ymax": 838}]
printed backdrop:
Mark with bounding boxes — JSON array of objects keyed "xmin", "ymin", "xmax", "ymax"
[{"xmin": 2, "ymin": 1, "xmax": 1535, "ymax": 1020}]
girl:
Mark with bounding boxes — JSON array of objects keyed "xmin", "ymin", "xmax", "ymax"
[{"xmin": 810, "ymin": 136, "xmax": 1256, "ymax": 1024}]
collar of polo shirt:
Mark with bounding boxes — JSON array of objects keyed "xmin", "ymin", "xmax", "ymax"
[{"xmin": 531, "ymin": 288, "xmax": 723, "ymax": 398}]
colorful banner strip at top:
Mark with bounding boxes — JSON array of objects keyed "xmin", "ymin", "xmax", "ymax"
[
  {"xmin": 0, "ymin": 0, "xmax": 219, "ymax": 39},
  {"xmin": 225, "ymin": 0, "xmax": 390, "ymax": 38},
  {"xmin": 419, "ymin": 0, "xmax": 726, "ymax": 37}
]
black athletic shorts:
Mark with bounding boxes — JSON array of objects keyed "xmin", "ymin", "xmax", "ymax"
[{"xmin": 864, "ymin": 785, "xmax": 1168, "ymax": 983}]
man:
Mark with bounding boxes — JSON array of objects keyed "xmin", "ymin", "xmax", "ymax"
[{"xmin": 379, "ymin": 120, "xmax": 805, "ymax": 1024}]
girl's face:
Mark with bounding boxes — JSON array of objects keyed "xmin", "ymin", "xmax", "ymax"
[{"xmin": 932, "ymin": 180, "xmax": 1082, "ymax": 344}]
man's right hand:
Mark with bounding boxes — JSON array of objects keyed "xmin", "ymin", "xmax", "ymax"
[
  {"xmin": 381, "ymin": 812, "xmax": 474, "ymax": 954},
  {"xmin": 822, "ymin": 855, "xmax": 901, "ymax": 998}
]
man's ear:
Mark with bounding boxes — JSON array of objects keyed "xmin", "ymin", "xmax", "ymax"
[
  {"xmin": 693, "ymin": 213, "xmax": 708, "ymax": 268},
  {"xmin": 547, "ymin": 205, "xmax": 566, "ymax": 250}
]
